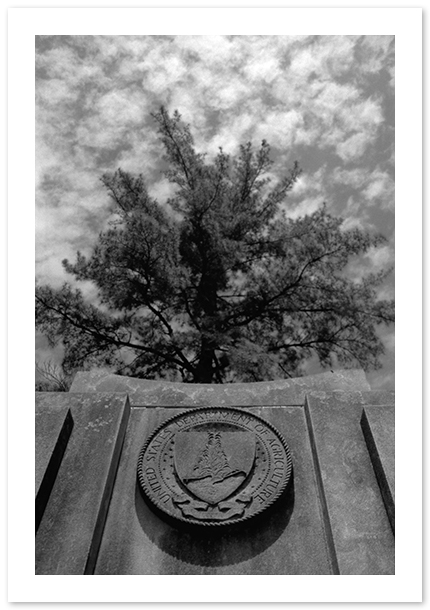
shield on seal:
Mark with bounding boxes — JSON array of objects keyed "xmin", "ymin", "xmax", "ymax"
[{"xmin": 174, "ymin": 429, "xmax": 256, "ymax": 505}]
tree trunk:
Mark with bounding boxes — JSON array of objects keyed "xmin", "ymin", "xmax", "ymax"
[{"xmin": 194, "ymin": 341, "xmax": 214, "ymax": 383}]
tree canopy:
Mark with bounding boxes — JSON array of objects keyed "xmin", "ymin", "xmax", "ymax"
[{"xmin": 36, "ymin": 107, "xmax": 394, "ymax": 384}]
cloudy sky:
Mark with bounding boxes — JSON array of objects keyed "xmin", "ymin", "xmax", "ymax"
[{"xmin": 35, "ymin": 34, "xmax": 395, "ymax": 389}]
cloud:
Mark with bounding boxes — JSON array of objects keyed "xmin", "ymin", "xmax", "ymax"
[
  {"xmin": 340, "ymin": 97, "xmax": 383, "ymax": 131},
  {"xmin": 332, "ymin": 167, "xmax": 369, "ymax": 188},
  {"xmin": 357, "ymin": 36, "xmax": 394, "ymax": 77},
  {"xmin": 254, "ymin": 110, "xmax": 304, "ymax": 149},
  {"xmin": 96, "ymin": 90, "xmax": 145, "ymax": 125},
  {"xmin": 175, "ymin": 35, "xmax": 238, "ymax": 66},
  {"xmin": 364, "ymin": 244, "xmax": 394, "ymax": 270},
  {"xmin": 289, "ymin": 36, "xmax": 357, "ymax": 79},
  {"xmin": 285, "ymin": 195, "xmax": 325, "ymax": 220},
  {"xmin": 243, "ymin": 53, "xmax": 280, "ymax": 83},
  {"xmin": 362, "ymin": 169, "xmax": 394, "ymax": 210},
  {"xmin": 336, "ymin": 132, "xmax": 373, "ymax": 162},
  {"xmin": 342, "ymin": 195, "xmax": 369, "ymax": 225},
  {"xmin": 290, "ymin": 166, "xmax": 326, "ymax": 198}
]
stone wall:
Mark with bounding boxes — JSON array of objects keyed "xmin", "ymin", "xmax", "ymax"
[{"xmin": 36, "ymin": 370, "xmax": 394, "ymax": 575}]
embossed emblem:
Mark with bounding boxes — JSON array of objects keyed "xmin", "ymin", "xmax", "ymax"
[{"xmin": 137, "ymin": 407, "xmax": 293, "ymax": 527}]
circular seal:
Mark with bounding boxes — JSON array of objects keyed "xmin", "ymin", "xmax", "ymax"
[{"xmin": 137, "ymin": 407, "xmax": 293, "ymax": 528}]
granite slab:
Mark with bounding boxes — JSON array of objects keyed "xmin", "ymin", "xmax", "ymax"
[
  {"xmin": 95, "ymin": 406, "xmax": 334, "ymax": 575},
  {"xmin": 305, "ymin": 392, "xmax": 395, "ymax": 575},
  {"xmin": 35, "ymin": 393, "xmax": 130, "ymax": 574}
]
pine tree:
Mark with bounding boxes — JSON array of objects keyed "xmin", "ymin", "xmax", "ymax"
[{"xmin": 36, "ymin": 107, "xmax": 394, "ymax": 384}]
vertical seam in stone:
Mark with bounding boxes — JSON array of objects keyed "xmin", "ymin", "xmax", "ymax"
[
  {"xmin": 84, "ymin": 397, "xmax": 131, "ymax": 575},
  {"xmin": 304, "ymin": 396, "xmax": 340, "ymax": 575},
  {"xmin": 35, "ymin": 409, "xmax": 74, "ymax": 534},
  {"xmin": 360, "ymin": 408, "xmax": 395, "ymax": 535}
]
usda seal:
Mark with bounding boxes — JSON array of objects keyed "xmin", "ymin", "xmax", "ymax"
[{"xmin": 137, "ymin": 407, "xmax": 293, "ymax": 527}]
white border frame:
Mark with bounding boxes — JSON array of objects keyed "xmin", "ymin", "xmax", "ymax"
[{"xmin": 8, "ymin": 7, "xmax": 422, "ymax": 603}]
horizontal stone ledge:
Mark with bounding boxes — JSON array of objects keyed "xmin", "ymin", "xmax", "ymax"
[{"xmin": 69, "ymin": 368, "xmax": 370, "ymax": 407}]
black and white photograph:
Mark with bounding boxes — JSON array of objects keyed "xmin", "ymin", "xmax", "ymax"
[{"xmin": 7, "ymin": 6, "xmax": 422, "ymax": 603}]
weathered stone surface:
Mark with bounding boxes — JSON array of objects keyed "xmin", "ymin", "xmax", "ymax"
[
  {"xmin": 35, "ymin": 399, "xmax": 74, "ymax": 533},
  {"xmin": 361, "ymin": 406, "xmax": 395, "ymax": 532},
  {"xmin": 35, "ymin": 393, "xmax": 130, "ymax": 575},
  {"xmin": 95, "ymin": 406, "xmax": 334, "ymax": 575},
  {"xmin": 305, "ymin": 391, "xmax": 395, "ymax": 575},
  {"xmin": 360, "ymin": 391, "xmax": 395, "ymax": 406},
  {"xmin": 70, "ymin": 368, "xmax": 370, "ymax": 407}
]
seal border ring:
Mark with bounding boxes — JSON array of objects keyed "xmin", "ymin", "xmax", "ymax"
[{"xmin": 137, "ymin": 406, "xmax": 293, "ymax": 528}]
